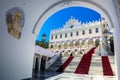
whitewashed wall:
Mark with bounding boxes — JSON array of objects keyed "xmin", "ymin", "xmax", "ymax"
[
  {"xmin": 0, "ymin": 0, "xmax": 57, "ymax": 80},
  {"xmin": 0, "ymin": 0, "xmax": 119, "ymax": 80}
]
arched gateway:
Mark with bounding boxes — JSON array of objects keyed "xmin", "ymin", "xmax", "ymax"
[{"xmin": 33, "ymin": 0, "xmax": 120, "ymax": 80}]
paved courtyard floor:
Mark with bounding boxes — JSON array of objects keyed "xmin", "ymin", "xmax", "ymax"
[
  {"xmin": 23, "ymin": 55, "xmax": 116, "ymax": 80},
  {"xmin": 30, "ymin": 71, "xmax": 115, "ymax": 80}
]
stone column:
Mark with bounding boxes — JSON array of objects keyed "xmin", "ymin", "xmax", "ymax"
[
  {"xmin": 79, "ymin": 40, "xmax": 82, "ymax": 48},
  {"xmin": 62, "ymin": 43, "xmax": 64, "ymax": 49},
  {"xmin": 49, "ymin": 44, "xmax": 51, "ymax": 50},
  {"xmin": 93, "ymin": 39, "xmax": 96, "ymax": 47},
  {"xmin": 68, "ymin": 42, "xmax": 70, "ymax": 49},
  {"xmin": 57, "ymin": 43, "xmax": 59, "ymax": 50},
  {"xmin": 33, "ymin": 55, "xmax": 36, "ymax": 70},
  {"xmin": 86, "ymin": 40, "xmax": 88, "ymax": 48},
  {"xmin": 53, "ymin": 43, "xmax": 55, "ymax": 50},
  {"xmin": 38, "ymin": 55, "xmax": 42, "ymax": 71},
  {"xmin": 73, "ymin": 41, "xmax": 76, "ymax": 48},
  {"xmin": 114, "ymin": 24, "xmax": 120, "ymax": 80}
]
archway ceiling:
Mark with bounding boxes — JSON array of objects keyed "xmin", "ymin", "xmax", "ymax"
[{"xmin": 33, "ymin": 0, "xmax": 114, "ymax": 36}]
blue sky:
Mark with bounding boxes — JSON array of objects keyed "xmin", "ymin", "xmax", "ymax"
[{"xmin": 36, "ymin": 7, "xmax": 101, "ymax": 42}]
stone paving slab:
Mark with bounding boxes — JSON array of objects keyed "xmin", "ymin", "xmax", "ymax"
[
  {"xmin": 46, "ymin": 73, "xmax": 116, "ymax": 80},
  {"xmin": 48, "ymin": 56, "xmax": 115, "ymax": 74}
]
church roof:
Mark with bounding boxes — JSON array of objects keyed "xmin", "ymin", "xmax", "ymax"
[{"xmin": 50, "ymin": 16, "xmax": 101, "ymax": 33}]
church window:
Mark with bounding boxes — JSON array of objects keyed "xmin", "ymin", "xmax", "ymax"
[
  {"xmin": 60, "ymin": 34, "xmax": 62, "ymax": 38},
  {"xmin": 96, "ymin": 28, "xmax": 99, "ymax": 33},
  {"xmin": 76, "ymin": 31, "xmax": 79, "ymax": 36},
  {"xmin": 70, "ymin": 32, "xmax": 73, "ymax": 37},
  {"xmin": 65, "ymin": 33, "xmax": 67, "ymax": 38},
  {"xmin": 55, "ymin": 35, "xmax": 57, "ymax": 39},
  {"xmin": 82, "ymin": 30, "xmax": 85, "ymax": 35},
  {"xmin": 89, "ymin": 29, "xmax": 92, "ymax": 34},
  {"xmin": 70, "ymin": 25, "xmax": 73, "ymax": 28}
]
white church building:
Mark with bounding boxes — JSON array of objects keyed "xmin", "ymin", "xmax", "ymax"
[
  {"xmin": 49, "ymin": 17, "xmax": 105, "ymax": 56},
  {"xmin": 1, "ymin": 0, "xmax": 120, "ymax": 80}
]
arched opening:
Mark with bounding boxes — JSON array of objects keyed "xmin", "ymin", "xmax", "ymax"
[
  {"xmin": 77, "ymin": 51, "xmax": 83, "ymax": 56},
  {"xmin": 70, "ymin": 51, "xmax": 76, "ymax": 56},
  {"xmin": 95, "ymin": 38, "xmax": 100, "ymax": 47},
  {"xmin": 35, "ymin": 57, "xmax": 39, "ymax": 71},
  {"xmin": 81, "ymin": 40, "xmax": 85, "ymax": 48},
  {"xmin": 75, "ymin": 40, "xmax": 80, "ymax": 48},
  {"xmin": 64, "ymin": 42, "xmax": 68, "ymax": 49},
  {"xmin": 64, "ymin": 52, "xmax": 69, "ymax": 57},
  {"xmin": 40, "ymin": 56, "xmax": 47, "ymax": 71},
  {"xmin": 88, "ymin": 39, "xmax": 94, "ymax": 47},
  {"xmin": 53, "ymin": 44, "xmax": 57, "ymax": 50},
  {"xmin": 69, "ymin": 41, "xmax": 74, "ymax": 49},
  {"xmin": 32, "ymin": 1, "xmax": 118, "ymax": 79},
  {"xmin": 58, "ymin": 43, "xmax": 62, "ymax": 50},
  {"xmin": 50, "ymin": 44, "xmax": 53, "ymax": 50}
]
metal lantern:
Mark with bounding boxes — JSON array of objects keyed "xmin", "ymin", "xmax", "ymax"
[{"xmin": 42, "ymin": 33, "xmax": 47, "ymax": 41}]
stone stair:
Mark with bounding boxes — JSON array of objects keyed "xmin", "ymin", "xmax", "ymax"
[{"xmin": 47, "ymin": 54, "xmax": 115, "ymax": 76}]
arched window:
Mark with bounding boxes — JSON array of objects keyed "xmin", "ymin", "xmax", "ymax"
[
  {"xmin": 70, "ymin": 32, "xmax": 73, "ymax": 37},
  {"xmin": 65, "ymin": 33, "xmax": 67, "ymax": 38},
  {"xmin": 76, "ymin": 31, "xmax": 79, "ymax": 36},
  {"xmin": 89, "ymin": 29, "xmax": 92, "ymax": 34},
  {"xmin": 82, "ymin": 30, "xmax": 85, "ymax": 35},
  {"xmin": 55, "ymin": 35, "xmax": 57, "ymax": 39},
  {"xmin": 96, "ymin": 28, "xmax": 99, "ymax": 33},
  {"xmin": 60, "ymin": 34, "xmax": 62, "ymax": 38},
  {"xmin": 50, "ymin": 45, "xmax": 53, "ymax": 49},
  {"xmin": 70, "ymin": 25, "xmax": 74, "ymax": 28}
]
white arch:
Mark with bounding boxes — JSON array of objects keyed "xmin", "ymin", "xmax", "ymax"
[
  {"xmin": 32, "ymin": 0, "xmax": 120, "ymax": 79},
  {"xmin": 32, "ymin": 0, "xmax": 114, "ymax": 36}
]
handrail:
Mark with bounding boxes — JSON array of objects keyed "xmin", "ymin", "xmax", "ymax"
[{"xmin": 45, "ymin": 54, "xmax": 60, "ymax": 69}]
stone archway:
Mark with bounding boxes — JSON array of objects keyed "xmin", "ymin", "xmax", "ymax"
[
  {"xmin": 33, "ymin": 1, "xmax": 120, "ymax": 79},
  {"xmin": 33, "ymin": 1, "xmax": 115, "ymax": 35},
  {"xmin": 70, "ymin": 51, "xmax": 76, "ymax": 56},
  {"xmin": 50, "ymin": 44, "xmax": 53, "ymax": 50},
  {"xmin": 95, "ymin": 38, "xmax": 100, "ymax": 47},
  {"xmin": 69, "ymin": 41, "xmax": 74, "ymax": 48},
  {"xmin": 54, "ymin": 44, "xmax": 57, "ymax": 50},
  {"xmin": 76, "ymin": 51, "xmax": 83, "ymax": 56},
  {"xmin": 64, "ymin": 42, "xmax": 68, "ymax": 49},
  {"xmin": 58, "ymin": 43, "xmax": 62, "ymax": 49},
  {"xmin": 81, "ymin": 40, "xmax": 85, "ymax": 48},
  {"xmin": 75, "ymin": 40, "xmax": 80, "ymax": 48},
  {"xmin": 64, "ymin": 52, "xmax": 69, "ymax": 57},
  {"xmin": 34, "ymin": 57, "xmax": 39, "ymax": 71},
  {"xmin": 88, "ymin": 39, "xmax": 94, "ymax": 47}
]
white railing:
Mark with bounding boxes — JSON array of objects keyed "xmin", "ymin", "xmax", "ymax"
[
  {"xmin": 94, "ymin": 45, "xmax": 101, "ymax": 56},
  {"xmin": 100, "ymin": 45, "xmax": 109, "ymax": 56},
  {"xmin": 35, "ymin": 45, "xmax": 56, "ymax": 57},
  {"xmin": 35, "ymin": 45, "xmax": 60, "ymax": 70},
  {"xmin": 45, "ymin": 54, "xmax": 60, "ymax": 69},
  {"xmin": 84, "ymin": 46, "xmax": 93, "ymax": 54}
]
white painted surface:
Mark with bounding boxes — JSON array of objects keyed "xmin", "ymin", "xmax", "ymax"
[
  {"xmin": 0, "ymin": 0, "xmax": 57, "ymax": 80},
  {"xmin": 35, "ymin": 45, "xmax": 56, "ymax": 57},
  {"xmin": 0, "ymin": 0, "xmax": 119, "ymax": 80}
]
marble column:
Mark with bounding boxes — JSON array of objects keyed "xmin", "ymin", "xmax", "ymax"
[
  {"xmin": 33, "ymin": 55, "xmax": 36, "ymax": 70},
  {"xmin": 73, "ymin": 41, "xmax": 76, "ymax": 48},
  {"xmin": 114, "ymin": 24, "xmax": 120, "ymax": 80},
  {"xmin": 86, "ymin": 40, "xmax": 88, "ymax": 48},
  {"xmin": 93, "ymin": 39, "xmax": 96, "ymax": 47},
  {"xmin": 38, "ymin": 55, "xmax": 42, "ymax": 71},
  {"xmin": 63, "ymin": 43, "xmax": 64, "ymax": 49}
]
